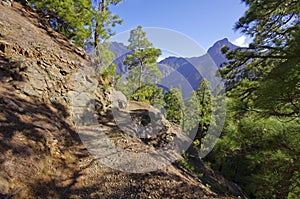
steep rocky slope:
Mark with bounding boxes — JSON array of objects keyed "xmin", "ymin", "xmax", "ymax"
[{"xmin": 0, "ymin": 2, "xmax": 245, "ymax": 198}]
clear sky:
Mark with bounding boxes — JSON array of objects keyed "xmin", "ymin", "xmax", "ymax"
[{"xmin": 109, "ymin": 0, "xmax": 250, "ymax": 54}]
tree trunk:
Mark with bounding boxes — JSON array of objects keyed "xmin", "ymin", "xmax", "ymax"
[
  {"xmin": 181, "ymin": 108, "xmax": 185, "ymax": 130},
  {"xmin": 138, "ymin": 61, "xmax": 143, "ymax": 89},
  {"xmin": 94, "ymin": 0, "xmax": 105, "ymax": 47},
  {"xmin": 94, "ymin": 23, "xmax": 99, "ymax": 47},
  {"xmin": 198, "ymin": 89, "xmax": 206, "ymax": 149}
]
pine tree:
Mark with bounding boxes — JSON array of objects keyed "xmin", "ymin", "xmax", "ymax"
[
  {"xmin": 131, "ymin": 84, "xmax": 164, "ymax": 108},
  {"xmin": 90, "ymin": 0, "xmax": 122, "ymax": 84},
  {"xmin": 30, "ymin": 0, "xmax": 123, "ymax": 48},
  {"xmin": 123, "ymin": 26, "xmax": 162, "ymax": 90},
  {"xmin": 92, "ymin": 0, "xmax": 122, "ymax": 47},
  {"xmin": 30, "ymin": 0, "xmax": 93, "ymax": 47},
  {"xmin": 209, "ymin": 0, "xmax": 300, "ymax": 198},
  {"xmin": 164, "ymin": 88, "xmax": 184, "ymax": 125},
  {"xmin": 195, "ymin": 78, "xmax": 212, "ymax": 146},
  {"xmin": 183, "ymin": 91, "xmax": 200, "ymax": 135},
  {"xmin": 185, "ymin": 78, "xmax": 213, "ymax": 152},
  {"xmin": 208, "ymin": 102, "xmax": 300, "ymax": 198},
  {"xmin": 220, "ymin": 0, "xmax": 300, "ymax": 117}
]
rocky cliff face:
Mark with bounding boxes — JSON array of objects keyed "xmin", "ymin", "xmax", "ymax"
[{"xmin": 0, "ymin": 2, "xmax": 245, "ymax": 198}]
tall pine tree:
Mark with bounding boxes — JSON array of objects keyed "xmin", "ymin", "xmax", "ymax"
[
  {"xmin": 184, "ymin": 79, "xmax": 213, "ymax": 153},
  {"xmin": 30, "ymin": 0, "xmax": 93, "ymax": 47},
  {"xmin": 123, "ymin": 26, "xmax": 162, "ymax": 90},
  {"xmin": 209, "ymin": 0, "xmax": 300, "ymax": 198},
  {"xmin": 220, "ymin": 0, "xmax": 300, "ymax": 117},
  {"xmin": 92, "ymin": 0, "xmax": 122, "ymax": 47},
  {"xmin": 30, "ymin": 0, "xmax": 123, "ymax": 48},
  {"xmin": 164, "ymin": 88, "xmax": 184, "ymax": 125}
]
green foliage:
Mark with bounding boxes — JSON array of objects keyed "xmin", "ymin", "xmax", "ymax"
[
  {"xmin": 101, "ymin": 63, "xmax": 116, "ymax": 91},
  {"xmin": 117, "ymin": 26, "xmax": 163, "ymax": 106},
  {"xmin": 102, "ymin": 63, "xmax": 116, "ymax": 79},
  {"xmin": 197, "ymin": 172, "xmax": 203, "ymax": 178},
  {"xmin": 209, "ymin": 1, "xmax": 300, "ymax": 198},
  {"xmin": 220, "ymin": 0, "xmax": 300, "ymax": 117},
  {"xmin": 195, "ymin": 78, "xmax": 213, "ymax": 132},
  {"xmin": 123, "ymin": 25, "xmax": 162, "ymax": 89},
  {"xmin": 288, "ymin": 171, "xmax": 300, "ymax": 199},
  {"xmin": 93, "ymin": 42, "xmax": 115, "ymax": 72},
  {"xmin": 30, "ymin": 0, "xmax": 93, "ymax": 46},
  {"xmin": 184, "ymin": 78, "xmax": 213, "ymax": 152},
  {"xmin": 164, "ymin": 88, "xmax": 184, "ymax": 125},
  {"xmin": 205, "ymin": 184, "xmax": 211, "ymax": 191},
  {"xmin": 131, "ymin": 84, "xmax": 164, "ymax": 108},
  {"xmin": 208, "ymin": 99, "xmax": 300, "ymax": 198},
  {"xmin": 127, "ymin": 25, "xmax": 152, "ymax": 50},
  {"xmin": 30, "ymin": 0, "xmax": 122, "ymax": 47},
  {"xmin": 91, "ymin": 42, "xmax": 116, "ymax": 91},
  {"xmin": 92, "ymin": 0, "xmax": 123, "ymax": 47},
  {"xmin": 183, "ymin": 91, "xmax": 200, "ymax": 134},
  {"xmin": 103, "ymin": 82, "xmax": 110, "ymax": 90},
  {"xmin": 178, "ymin": 153, "xmax": 195, "ymax": 172}
]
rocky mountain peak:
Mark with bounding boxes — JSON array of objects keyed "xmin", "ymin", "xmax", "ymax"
[{"xmin": 207, "ymin": 38, "xmax": 238, "ymax": 67}]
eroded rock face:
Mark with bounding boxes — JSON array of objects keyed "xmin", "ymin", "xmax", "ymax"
[
  {"xmin": 0, "ymin": 8, "xmax": 84, "ymax": 101},
  {"xmin": 0, "ymin": 1, "xmax": 112, "ymax": 122},
  {"xmin": 0, "ymin": 3, "xmax": 109, "ymax": 198}
]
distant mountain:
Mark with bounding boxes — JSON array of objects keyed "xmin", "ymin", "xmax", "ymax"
[
  {"xmin": 158, "ymin": 38, "xmax": 238, "ymax": 98},
  {"xmin": 158, "ymin": 57, "xmax": 189, "ymax": 71},
  {"xmin": 109, "ymin": 42, "xmax": 130, "ymax": 58},
  {"xmin": 109, "ymin": 39, "xmax": 238, "ymax": 98},
  {"xmin": 84, "ymin": 42, "xmax": 131, "ymax": 74},
  {"xmin": 159, "ymin": 38, "xmax": 238, "ymax": 71},
  {"xmin": 207, "ymin": 38, "xmax": 238, "ymax": 67},
  {"xmin": 109, "ymin": 42, "xmax": 131, "ymax": 74},
  {"xmin": 85, "ymin": 42, "xmax": 129, "ymax": 57},
  {"xmin": 158, "ymin": 57, "xmax": 202, "ymax": 97}
]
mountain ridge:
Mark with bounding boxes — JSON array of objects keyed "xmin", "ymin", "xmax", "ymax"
[{"xmin": 110, "ymin": 38, "xmax": 238, "ymax": 98}]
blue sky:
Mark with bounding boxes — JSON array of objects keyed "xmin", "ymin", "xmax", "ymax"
[{"xmin": 109, "ymin": 0, "xmax": 250, "ymax": 55}]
